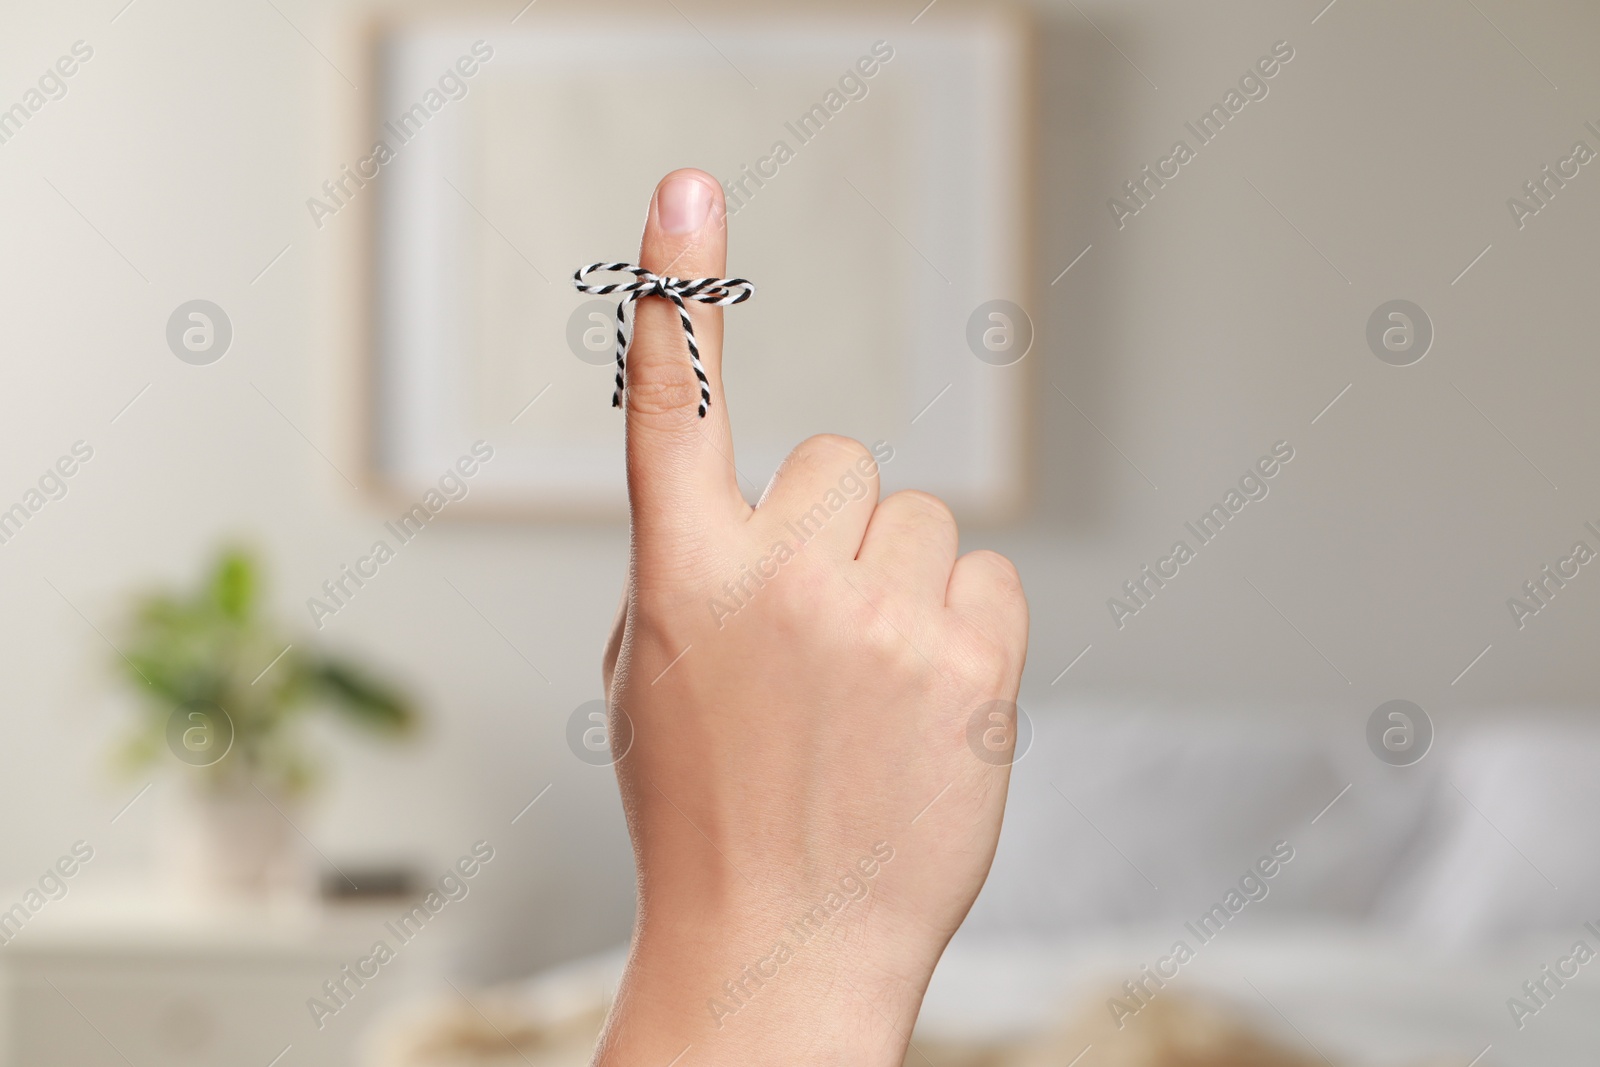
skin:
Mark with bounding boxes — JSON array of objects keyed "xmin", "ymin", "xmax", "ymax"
[{"xmin": 594, "ymin": 168, "xmax": 1029, "ymax": 1067}]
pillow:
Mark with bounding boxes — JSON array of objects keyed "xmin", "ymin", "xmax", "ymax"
[
  {"xmin": 1383, "ymin": 718, "xmax": 1600, "ymax": 945},
  {"xmin": 959, "ymin": 705, "xmax": 1436, "ymax": 937}
]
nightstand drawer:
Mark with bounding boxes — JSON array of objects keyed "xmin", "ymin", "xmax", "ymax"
[{"xmin": 1, "ymin": 951, "xmax": 381, "ymax": 1067}]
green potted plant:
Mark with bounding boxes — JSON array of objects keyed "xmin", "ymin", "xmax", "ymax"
[{"xmin": 114, "ymin": 547, "xmax": 417, "ymax": 902}]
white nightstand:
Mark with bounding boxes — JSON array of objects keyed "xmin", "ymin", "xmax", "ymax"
[{"xmin": 0, "ymin": 893, "xmax": 448, "ymax": 1067}]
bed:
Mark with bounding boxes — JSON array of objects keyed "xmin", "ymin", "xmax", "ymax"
[{"xmin": 362, "ymin": 708, "xmax": 1600, "ymax": 1066}]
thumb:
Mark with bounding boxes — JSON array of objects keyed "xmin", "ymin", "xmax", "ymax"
[{"xmin": 624, "ymin": 169, "xmax": 748, "ymax": 549}]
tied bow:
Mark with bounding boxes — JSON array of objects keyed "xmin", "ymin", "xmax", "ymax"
[{"xmin": 572, "ymin": 262, "xmax": 755, "ymax": 417}]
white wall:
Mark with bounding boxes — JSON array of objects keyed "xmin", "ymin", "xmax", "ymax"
[{"xmin": 1, "ymin": 0, "xmax": 1596, "ymax": 982}]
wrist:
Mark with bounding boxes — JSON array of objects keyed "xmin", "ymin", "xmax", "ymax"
[{"xmin": 594, "ymin": 906, "xmax": 930, "ymax": 1067}]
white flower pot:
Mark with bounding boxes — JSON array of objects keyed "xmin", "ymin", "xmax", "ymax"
[{"xmin": 158, "ymin": 783, "xmax": 317, "ymax": 905}]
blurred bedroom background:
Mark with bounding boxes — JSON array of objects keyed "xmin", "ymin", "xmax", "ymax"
[{"xmin": 1, "ymin": 0, "xmax": 1597, "ymax": 1064}]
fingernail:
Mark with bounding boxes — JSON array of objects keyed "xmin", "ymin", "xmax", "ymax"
[{"xmin": 658, "ymin": 175, "xmax": 713, "ymax": 235}]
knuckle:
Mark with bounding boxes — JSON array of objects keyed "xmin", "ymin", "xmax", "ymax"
[
  {"xmin": 841, "ymin": 582, "xmax": 931, "ymax": 676},
  {"xmin": 625, "ymin": 367, "xmax": 703, "ymax": 418},
  {"xmin": 841, "ymin": 580, "xmax": 895, "ymax": 641},
  {"xmin": 859, "ymin": 607, "xmax": 923, "ymax": 676}
]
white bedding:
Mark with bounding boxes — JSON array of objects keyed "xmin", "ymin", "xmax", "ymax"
[
  {"xmin": 925, "ymin": 922, "xmax": 1600, "ymax": 1066},
  {"xmin": 413, "ymin": 924, "xmax": 1600, "ymax": 1067},
  {"xmin": 373, "ymin": 710, "xmax": 1600, "ymax": 1066}
]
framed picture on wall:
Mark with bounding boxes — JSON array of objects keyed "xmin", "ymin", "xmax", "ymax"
[{"xmin": 338, "ymin": 3, "xmax": 1032, "ymax": 519}]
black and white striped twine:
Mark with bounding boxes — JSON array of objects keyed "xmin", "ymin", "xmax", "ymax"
[{"xmin": 572, "ymin": 263, "xmax": 755, "ymax": 417}]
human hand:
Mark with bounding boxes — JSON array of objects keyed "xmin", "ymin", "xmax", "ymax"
[{"xmin": 594, "ymin": 169, "xmax": 1029, "ymax": 1067}]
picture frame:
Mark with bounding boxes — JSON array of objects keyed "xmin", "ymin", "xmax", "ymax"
[{"xmin": 334, "ymin": 2, "xmax": 1032, "ymax": 520}]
